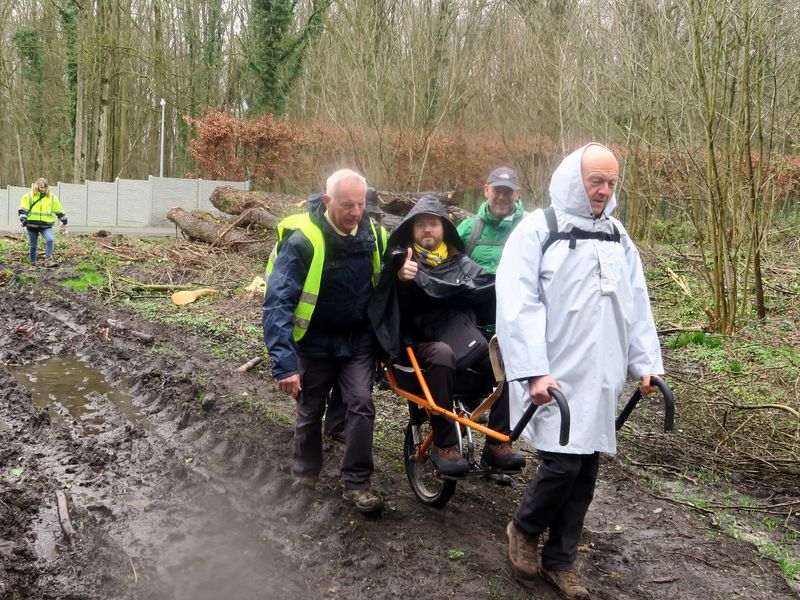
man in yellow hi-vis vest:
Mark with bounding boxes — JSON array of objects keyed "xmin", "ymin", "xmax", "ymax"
[
  {"xmin": 263, "ymin": 169, "xmax": 387, "ymax": 515},
  {"xmin": 18, "ymin": 178, "xmax": 68, "ymax": 266}
]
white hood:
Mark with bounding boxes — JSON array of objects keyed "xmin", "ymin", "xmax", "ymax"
[{"xmin": 550, "ymin": 142, "xmax": 617, "ymax": 219}]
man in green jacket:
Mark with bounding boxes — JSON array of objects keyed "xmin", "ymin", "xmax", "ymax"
[{"xmin": 458, "ymin": 167, "xmax": 525, "ymax": 273}]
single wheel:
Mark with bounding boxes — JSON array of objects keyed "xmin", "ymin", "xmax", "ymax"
[{"xmin": 404, "ymin": 420, "xmax": 457, "ymax": 508}]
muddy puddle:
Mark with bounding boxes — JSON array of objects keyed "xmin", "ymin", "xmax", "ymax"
[{"xmin": 10, "ymin": 354, "xmax": 148, "ymax": 435}]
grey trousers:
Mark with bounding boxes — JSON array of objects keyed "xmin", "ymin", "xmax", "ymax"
[
  {"xmin": 513, "ymin": 451, "xmax": 600, "ymax": 571},
  {"xmin": 294, "ymin": 347, "xmax": 376, "ymax": 489}
]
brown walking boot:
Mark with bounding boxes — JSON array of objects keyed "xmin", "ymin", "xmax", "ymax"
[
  {"xmin": 342, "ymin": 488, "xmax": 384, "ymax": 515},
  {"xmin": 541, "ymin": 567, "xmax": 590, "ymax": 600},
  {"xmin": 506, "ymin": 521, "xmax": 539, "ymax": 579}
]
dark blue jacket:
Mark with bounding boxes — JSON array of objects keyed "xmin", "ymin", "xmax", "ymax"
[{"xmin": 262, "ymin": 196, "xmax": 380, "ymax": 379}]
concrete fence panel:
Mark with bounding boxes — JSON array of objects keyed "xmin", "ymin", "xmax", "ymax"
[
  {"xmin": 86, "ymin": 181, "xmax": 117, "ymax": 226},
  {"xmin": 0, "ymin": 188, "xmax": 8, "ymax": 227},
  {"xmin": 117, "ymin": 179, "xmax": 150, "ymax": 227},
  {"xmin": 59, "ymin": 183, "xmax": 88, "ymax": 226},
  {"xmin": 8, "ymin": 187, "xmax": 30, "ymax": 227},
  {"xmin": 150, "ymin": 176, "xmax": 201, "ymax": 226},
  {"xmin": 2, "ymin": 176, "xmax": 248, "ymax": 229}
]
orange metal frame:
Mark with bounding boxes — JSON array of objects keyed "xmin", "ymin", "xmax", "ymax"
[{"xmin": 385, "ymin": 346, "xmax": 510, "ymax": 462}]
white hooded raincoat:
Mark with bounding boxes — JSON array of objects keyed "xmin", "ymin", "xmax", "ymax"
[{"xmin": 496, "ymin": 145, "xmax": 663, "ymax": 454}]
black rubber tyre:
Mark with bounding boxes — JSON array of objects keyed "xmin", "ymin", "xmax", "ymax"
[{"xmin": 403, "ymin": 420, "xmax": 457, "ymax": 508}]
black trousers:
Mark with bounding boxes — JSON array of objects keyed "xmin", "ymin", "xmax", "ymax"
[
  {"xmin": 323, "ymin": 384, "xmax": 345, "ymax": 436},
  {"xmin": 414, "ymin": 341, "xmax": 510, "ymax": 448},
  {"xmin": 513, "ymin": 451, "xmax": 600, "ymax": 571},
  {"xmin": 294, "ymin": 346, "xmax": 376, "ymax": 489}
]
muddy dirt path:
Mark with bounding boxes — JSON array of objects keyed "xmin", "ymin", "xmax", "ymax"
[{"xmin": 0, "ymin": 267, "xmax": 796, "ymax": 600}]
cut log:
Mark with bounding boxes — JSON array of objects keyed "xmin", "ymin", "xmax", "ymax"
[
  {"xmin": 237, "ymin": 356, "xmax": 265, "ymax": 373},
  {"xmin": 209, "ymin": 186, "xmax": 301, "ymax": 217},
  {"xmin": 166, "ymin": 207, "xmax": 271, "ymax": 257},
  {"xmin": 376, "ymin": 190, "xmax": 471, "ymax": 225},
  {"xmin": 238, "ymin": 206, "xmax": 279, "ymax": 229},
  {"xmin": 376, "ymin": 190, "xmax": 463, "ymax": 215}
]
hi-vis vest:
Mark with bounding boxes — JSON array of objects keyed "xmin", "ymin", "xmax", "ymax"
[
  {"xmin": 20, "ymin": 192, "xmax": 63, "ymax": 226},
  {"xmin": 265, "ymin": 213, "xmax": 387, "ymax": 342}
]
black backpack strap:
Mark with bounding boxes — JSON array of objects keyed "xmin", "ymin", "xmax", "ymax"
[
  {"xmin": 543, "ymin": 206, "xmax": 558, "ymax": 233},
  {"xmin": 541, "ymin": 208, "xmax": 621, "ymax": 255},
  {"xmin": 541, "ymin": 207, "xmax": 560, "ymax": 255},
  {"xmin": 464, "ymin": 215, "xmax": 484, "ymax": 256},
  {"xmin": 26, "ymin": 193, "xmax": 45, "ymax": 214}
]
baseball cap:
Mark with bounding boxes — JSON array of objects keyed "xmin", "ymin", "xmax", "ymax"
[
  {"xmin": 365, "ymin": 187, "xmax": 384, "ymax": 215},
  {"xmin": 486, "ymin": 167, "xmax": 520, "ymax": 190}
]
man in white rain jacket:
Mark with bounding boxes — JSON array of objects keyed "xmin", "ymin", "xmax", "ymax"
[{"xmin": 496, "ymin": 144, "xmax": 663, "ymax": 599}]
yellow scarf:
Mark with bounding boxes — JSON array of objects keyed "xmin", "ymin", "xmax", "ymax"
[{"xmin": 414, "ymin": 242, "xmax": 448, "ymax": 267}]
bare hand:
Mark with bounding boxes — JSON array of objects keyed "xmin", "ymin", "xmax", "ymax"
[
  {"xmin": 278, "ymin": 373, "xmax": 302, "ymax": 399},
  {"xmin": 528, "ymin": 375, "xmax": 560, "ymax": 406},
  {"xmin": 639, "ymin": 375, "xmax": 659, "ymax": 396},
  {"xmin": 397, "ymin": 247, "xmax": 418, "ymax": 281}
]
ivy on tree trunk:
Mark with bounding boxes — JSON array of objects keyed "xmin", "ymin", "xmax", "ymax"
[{"xmin": 247, "ymin": 0, "xmax": 330, "ymax": 116}]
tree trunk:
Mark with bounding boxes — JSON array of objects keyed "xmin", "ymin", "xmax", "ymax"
[
  {"xmin": 166, "ymin": 207, "xmax": 271, "ymax": 257},
  {"xmin": 378, "ymin": 190, "xmax": 470, "ymax": 224},
  {"xmin": 73, "ymin": 60, "xmax": 85, "ymax": 182},
  {"xmin": 208, "ymin": 186, "xmax": 300, "ymax": 215}
]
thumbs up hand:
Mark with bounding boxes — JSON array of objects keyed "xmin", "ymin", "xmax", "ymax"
[{"xmin": 397, "ymin": 246, "xmax": 418, "ymax": 281}]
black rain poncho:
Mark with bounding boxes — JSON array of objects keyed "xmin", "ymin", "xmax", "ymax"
[{"xmin": 367, "ymin": 196, "xmax": 495, "ymax": 359}]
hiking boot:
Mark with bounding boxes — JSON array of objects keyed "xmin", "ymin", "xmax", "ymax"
[
  {"xmin": 430, "ymin": 444, "xmax": 469, "ymax": 477},
  {"xmin": 541, "ymin": 567, "xmax": 590, "ymax": 600},
  {"xmin": 482, "ymin": 442, "xmax": 526, "ymax": 471},
  {"xmin": 506, "ymin": 521, "xmax": 539, "ymax": 579},
  {"xmin": 41, "ymin": 258, "xmax": 55, "ymax": 268},
  {"xmin": 342, "ymin": 488, "xmax": 384, "ymax": 515}
]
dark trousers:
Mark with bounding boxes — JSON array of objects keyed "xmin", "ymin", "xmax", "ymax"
[
  {"xmin": 414, "ymin": 341, "xmax": 510, "ymax": 448},
  {"xmin": 294, "ymin": 346, "xmax": 376, "ymax": 489},
  {"xmin": 513, "ymin": 451, "xmax": 600, "ymax": 571},
  {"xmin": 324, "ymin": 384, "xmax": 345, "ymax": 436}
]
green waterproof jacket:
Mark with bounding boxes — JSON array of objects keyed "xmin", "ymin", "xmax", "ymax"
[{"xmin": 457, "ymin": 200, "xmax": 525, "ymax": 273}]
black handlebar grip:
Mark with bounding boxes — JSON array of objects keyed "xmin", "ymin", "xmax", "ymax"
[
  {"xmin": 615, "ymin": 377, "xmax": 674, "ymax": 432},
  {"xmin": 510, "ymin": 386, "xmax": 571, "ymax": 446}
]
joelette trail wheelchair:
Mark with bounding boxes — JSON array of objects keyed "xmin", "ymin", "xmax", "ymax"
[
  {"xmin": 385, "ymin": 337, "xmax": 675, "ymax": 508},
  {"xmin": 385, "ymin": 337, "xmax": 570, "ymax": 507}
]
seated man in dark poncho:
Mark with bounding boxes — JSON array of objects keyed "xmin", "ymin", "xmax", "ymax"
[{"xmin": 369, "ymin": 196, "xmax": 525, "ymax": 476}]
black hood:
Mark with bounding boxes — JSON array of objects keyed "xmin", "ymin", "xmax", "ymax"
[
  {"xmin": 387, "ymin": 195, "xmax": 464, "ymax": 252},
  {"xmin": 306, "ymin": 192, "xmax": 324, "ymax": 213}
]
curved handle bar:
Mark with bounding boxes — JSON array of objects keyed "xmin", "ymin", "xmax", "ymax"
[
  {"xmin": 615, "ymin": 377, "xmax": 674, "ymax": 432},
  {"xmin": 510, "ymin": 386, "xmax": 571, "ymax": 446}
]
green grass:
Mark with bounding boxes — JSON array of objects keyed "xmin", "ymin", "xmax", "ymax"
[
  {"xmin": 121, "ymin": 298, "xmax": 259, "ymax": 363},
  {"xmin": 61, "ymin": 261, "xmax": 106, "ymax": 291},
  {"xmin": 668, "ymin": 331, "xmax": 722, "ymax": 349}
]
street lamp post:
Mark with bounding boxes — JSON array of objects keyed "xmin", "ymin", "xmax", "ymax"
[{"xmin": 159, "ymin": 98, "xmax": 166, "ymax": 178}]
